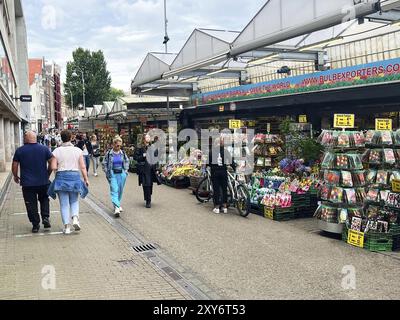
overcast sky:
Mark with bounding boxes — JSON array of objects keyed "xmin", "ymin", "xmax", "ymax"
[{"xmin": 24, "ymin": 0, "xmax": 266, "ymax": 92}]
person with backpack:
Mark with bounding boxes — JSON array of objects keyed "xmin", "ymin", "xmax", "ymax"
[{"xmin": 102, "ymin": 136, "xmax": 130, "ymax": 218}]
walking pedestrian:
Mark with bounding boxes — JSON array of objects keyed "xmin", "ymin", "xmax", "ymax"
[
  {"xmin": 134, "ymin": 134, "xmax": 161, "ymax": 209},
  {"xmin": 12, "ymin": 131, "xmax": 54, "ymax": 233},
  {"xmin": 208, "ymin": 137, "xmax": 235, "ymax": 214},
  {"xmin": 76, "ymin": 133, "xmax": 92, "ymax": 174},
  {"xmin": 102, "ymin": 136, "xmax": 129, "ymax": 217},
  {"xmin": 48, "ymin": 130, "xmax": 89, "ymax": 235},
  {"xmin": 90, "ymin": 134, "xmax": 101, "ymax": 177}
]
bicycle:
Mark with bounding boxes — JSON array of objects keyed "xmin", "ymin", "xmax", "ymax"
[{"xmin": 195, "ymin": 166, "xmax": 251, "ymax": 217}]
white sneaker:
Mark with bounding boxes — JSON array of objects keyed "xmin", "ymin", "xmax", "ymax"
[
  {"xmin": 119, "ymin": 207, "xmax": 124, "ymax": 212},
  {"xmin": 63, "ymin": 225, "xmax": 72, "ymax": 235},
  {"xmin": 72, "ymin": 216, "xmax": 81, "ymax": 231},
  {"xmin": 114, "ymin": 207, "xmax": 120, "ymax": 218},
  {"xmin": 222, "ymin": 208, "xmax": 228, "ymax": 214},
  {"xmin": 213, "ymin": 208, "xmax": 220, "ymax": 214},
  {"xmin": 94, "ymin": 173, "xmax": 98, "ymax": 177}
]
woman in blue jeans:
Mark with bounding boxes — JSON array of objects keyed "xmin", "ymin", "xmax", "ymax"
[
  {"xmin": 49, "ymin": 130, "xmax": 89, "ymax": 235},
  {"xmin": 102, "ymin": 136, "xmax": 130, "ymax": 218}
]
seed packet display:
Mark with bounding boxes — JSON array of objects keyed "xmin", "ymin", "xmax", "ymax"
[
  {"xmin": 324, "ymin": 170, "xmax": 340, "ymax": 185},
  {"xmin": 376, "ymin": 170, "xmax": 388, "ymax": 185},
  {"xmin": 351, "ymin": 217, "xmax": 362, "ymax": 231},
  {"xmin": 321, "ymin": 152, "xmax": 335, "ymax": 169},
  {"xmin": 366, "ymin": 170, "xmax": 377, "ymax": 184},
  {"xmin": 369, "ymin": 149, "xmax": 381, "ymax": 164},
  {"xmin": 366, "ymin": 205, "xmax": 379, "ymax": 220},
  {"xmin": 319, "ymin": 131, "xmax": 334, "ymax": 147},
  {"xmin": 348, "ymin": 207, "xmax": 363, "ymax": 219},
  {"xmin": 381, "ymin": 131, "xmax": 393, "ymax": 145},
  {"xmin": 345, "ymin": 189, "xmax": 357, "ymax": 204},
  {"xmin": 356, "ymin": 188, "xmax": 367, "ymax": 203},
  {"xmin": 337, "ymin": 132, "xmax": 350, "ymax": 148},
  {"xmin": 330, "ymin": 187, "xmax": 343, "ymax": 203},
  {"xmin": 352, "ymin": 132, "xmax": 365, "ymax": 147},
  {"xmin": 320, "ymin": 205, "xmax": 338, "ymax": 223},
  {"xmin": 336, "ymin": 154, "xmax": 348, "ymax": 169},
  {"xmin": 320, "ymin": 185, "xmax": 331, "ymax": 200},
  {"xmin": 387, "ymin": 192, "xmax": 400, "ymax": 208},
  {"xmin": 379, "ymin": 190, "xmax": 389, "ymax": 202},
  {"xmin": 352, "ymin": 171, "xmax": 366, "ymax": 186},
  {"xmin": 365, "ymin": 130, "xmax": 375, "ymax": 144},
  {"xmin": 389, "ymin": 171, "xmax": 400, "ymax": 183},
  {"xmin": 339, "ymin": 208, "xmax": 348, "ymax": 224},
  {"xmin": 383, "ymin": 149, "xmax": 396, "ymax": 164},
  {"xmin": 348, "ymin": 154, "xmax": 363, "ymax": 169},
  {"xmin": 341, "ymin": 171, "xmax": 353, "ymax": 187},
  {"xmin": 366, "ymin": 189, "xmax": 379, "ymax": 202}
]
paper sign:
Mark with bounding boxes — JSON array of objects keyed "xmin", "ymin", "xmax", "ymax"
[
  {"xmin": 375, "ymin": 119, "xmax": 392, "ymax": 131},
  {"xmin": 267, "ymin": 123, "xmax": 271, "ymax": 134},
  {"xmin": 392, "ymin": 179, "xmax": 400, "ymax": 193},
  {"xmin": 219, "ymin": 105, "xmax": 225, "ymax": 112},
  {"xmin": 264, "ymin": 206, "xmax": 274, "ymax": 220},
  {"xmin": 299, "ymin": 115, "xmax": 307, "ymax": 123},
  {"xmin": 347, "ymin": 229, "xmax": 364, "ymax": 248},
  {"xmin": 229, "ymin": 120, "xmax": 242, "ymax": 130},
  {"xmin": 334, "ymin": 114, "xmax": 355, "ymax": 128}
]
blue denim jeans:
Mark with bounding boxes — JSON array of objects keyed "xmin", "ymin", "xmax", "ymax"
[
  {"xmin": 58, "ymin": 191, "xmax": 79, "ymax": 225},
  {"xmin": 109, "ymin": 171, "xmax": 127, "ymax": 208},
  {"xmin": 84, "ymin": 155, "xmax": 90, "ymax": 173}
]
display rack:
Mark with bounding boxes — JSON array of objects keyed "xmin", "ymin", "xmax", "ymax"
[
  {"xmin": 252, "ymin": 134, "xmax": 284, "ymax": 171},
  {"xmin": 315, "ymin": 130, "xmax": 367, "ymax": 234}
]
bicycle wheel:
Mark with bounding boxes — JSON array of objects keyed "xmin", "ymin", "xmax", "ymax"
[
  {"xmin": 195, "ymin": 177, "xmax": 213, "ymax": 203},
  {"xmin": 236, "ymin": 184, "xmax": 251, "ymax": 217}
]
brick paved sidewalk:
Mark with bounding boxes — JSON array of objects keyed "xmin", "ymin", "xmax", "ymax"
[{"xmin": 0, "ymin": 182, "xmax": 191, "ymax": 300}]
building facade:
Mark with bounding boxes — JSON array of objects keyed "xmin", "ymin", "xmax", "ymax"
[{"xmin": 0, "ymin": 0, "xmax": 29, "ymax": 172}]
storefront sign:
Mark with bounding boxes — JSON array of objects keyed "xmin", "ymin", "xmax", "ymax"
[
  {"xmin": 392, "ymin": 179, "xmax": 400, "ymax": 193},
  {"xmin": 229, "ymin": 120, "xmax": 242, "ymax": 129},
  {"xmin": 347, "ymin": 229, "xmax": 364, "ymax": 248},
  {"xmin": 334, "ymin": 114, "xmax": 355, "ymax": 129},
  {"xmin": 264, "ymin": 206, "xmax": 274, "ymax": 220},
  {"xmin": 230, "ymin": 102, "xmax": 237, "ymax": 111},
  {"xmin": 299, "ymin": 115, "xmax": 307, "ymax": 123},
  {"xmin": 192, "ymin": 58, "xmax": 400, "ymax": 106},
  {"xmin": 375, "ymin": 118, "xmax": 392, "ymax": 131}
]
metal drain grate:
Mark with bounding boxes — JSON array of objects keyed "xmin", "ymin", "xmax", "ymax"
[{"xmin": 133, "ymin": 244, "xmax": 157, "ymax": 253}]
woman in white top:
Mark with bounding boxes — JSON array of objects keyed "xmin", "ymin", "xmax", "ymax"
[{"xmin": 50, "ymin": 130, "xmax": 89, "ymax": 234}]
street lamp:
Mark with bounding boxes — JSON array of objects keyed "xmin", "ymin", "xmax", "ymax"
[{"xmin": 72, "ymin": 68, "xmax": 86, "ymax": 109}]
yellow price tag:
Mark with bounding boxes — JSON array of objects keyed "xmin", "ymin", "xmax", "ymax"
[
  {"xmin": 299, "ymin": 115, "xmax": 307, "ymax": 123},
  {"xmin": 375, "ymin": 119, "xmax": 392, "ymax": 131},
  {"xmin": 392, "ymin": 179, "xmax": 400, "ymax": 193},
  {"xmin": 347, "ymin": 229, "xmax": 364, "ymax": 248},
  {"xmin": 264, "ymin": 206, "xmax": 274, "ymax": 220},
  {"xmin": 334, "ymin": 114, "xmax": 355, "ymax": 129},
  {"xmin": 229, "ymin": 120, "xmax": 242, "ymax": 130}
]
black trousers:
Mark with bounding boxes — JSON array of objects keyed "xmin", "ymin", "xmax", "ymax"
[
  {"xmin": 22, "ymin": 185, "xmax": 50, "ymax": 226},
  {"xmin": 211, "ymin": 170, "xmax": 228, "ymax": 207},
  {"xmin": 143, "ymin": 186, "xmax": 153, "ymax": 202}
]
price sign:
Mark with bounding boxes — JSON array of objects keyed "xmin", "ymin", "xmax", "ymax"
[
  {"xmin": 347, "ymin": 229, "xmax": 364, "ymax": 248},
  {"xmin": 264, "ymin": 206, "xmax": 274, "ymax": 220},
  {"xmin": 334, "ymin": 114, "xmax": 355, "ymax": 129},
  {"xmin": 219, "ymin": 105, "xmax": 225, "ymax": 112},
  {"xmin": 299, "ymin": 115, "xmax": 307, "ymax": 123},
  {"xmin": 229, "ymin": 120, "xmax": 242, "ymax": 130},
  {"xmin": 375, "ymin": 119, "xmax": 392, "ymax": 131},
  {"xmin": 392, "ymin": 179, "xmax": 400, "ymax": 193}
]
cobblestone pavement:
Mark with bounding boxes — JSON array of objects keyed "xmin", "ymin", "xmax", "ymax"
[
  {"xmin": 89, "ymin": 171, "xmax": 400, "ymax": 300},
  {"xmin": 0, "ymin": 181, "xmax": 193, "ymax": 300}
]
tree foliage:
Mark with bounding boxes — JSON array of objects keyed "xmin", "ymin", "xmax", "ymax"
[
  {"xmin": 64, "ymin": 48, "xmax": 112, "ymax": 108},
  {"xmin": 107, "ymin": 87, "xmax": 125, "ymax": 101}
]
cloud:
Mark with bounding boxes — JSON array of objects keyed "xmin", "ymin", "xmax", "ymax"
[{"xmin": 24, "ymin": 0, "xmax": 266, "ymax": 92}]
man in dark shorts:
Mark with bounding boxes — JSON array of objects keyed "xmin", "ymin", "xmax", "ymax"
[{"xmin": 12, "ymin": 131, "xmax": 54, "ymax": 233}]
